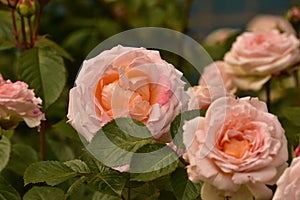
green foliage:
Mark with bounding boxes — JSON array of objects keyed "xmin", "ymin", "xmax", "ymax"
[
  {"xmin": 23, "ymin": 186, "xmax": 64, "ymax": 200},
  {"xmin": 171, "ymin": 110, "xmax": 205, "ymax": 149},
  {"xmin": 92, "ymin": 191, "xmax": 121, "ymax": 200},
  {"xmin": 87, "ymin": 118, "xmax": 153, "ymax": 169},
  {"xmin": 0, "ymin": 176, "xmax": 21, "ymax": 200},
  {"xmin": 282, "ymin": 107, "xmax": 300, "ymax": 126},
  {"xmin": 17, "ymin": 47, "xmax": 66, "ymax": 109},
  {"xmin": 0, "ymin": 135, "xmax": 11, "ymax": 172},
  {"xmin": 24, "ymin": 161, "xmax": 79, "ymax": 186},
  {"xmin": 130, "ymin": 143, "xmax": 179, "ymax": 182},
  {"xmin": 6, "ymin": 144, "xmax": 38, "ymax": 175},
  {"xmin": 171, "ymin": 167, "xmax": 202, "ymax": 200}
]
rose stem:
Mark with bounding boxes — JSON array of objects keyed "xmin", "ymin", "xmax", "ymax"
[
  {"xmin": 266, "ymin": 79, "xmax": 271, "ymax": 111},
  {"xmin": 20, "ymin": 16, "xmax": 28, "ymax": 49},
  {"xmin": 33, "ymin": 4, "xmax": 44, "ymax": 42},
  {"xmin": 127, "ymin": 188, "xmax": 130, "ymax": 200},
  {"xmin": 39, "ymin": 121, "xmax": 46, "ymax": 160},
  {"xmin": 11, "ymin": 8, "xmax": 23, "ymax": 49},
  {"xmin": 27, "ymin": 16, "xmax": 34, "ymax": 48}
]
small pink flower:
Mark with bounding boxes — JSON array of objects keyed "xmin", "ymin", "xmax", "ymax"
[
  {"xmin": 273, "ymin": 157, "xmax": 300, "ymax": 200},
  {"xmin": 68, "ymin": 45, "xmax": 187, "ymax": 142},
  {"xmin": 0, "ymin": 74, "xmax": 45, "ymax": 129},
  {"xmin": 224, "ymin": 30, "xmax": 300, "ymax": 90},
  {"xmin": 183, "ymin": 96, "xmax": 288, "ymax": 199},
  {"xmin": 187, "ymin": 61, "xmax": 236, "ymax": 110}
]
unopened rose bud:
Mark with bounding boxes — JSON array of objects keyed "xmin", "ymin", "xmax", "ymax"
[
  {"xmin": 0, "ymin": 116, "xmax": 21, "ymax": 130},
  {"xmin": 16, "ymin": 0, "xmax": 36, "ymax": 17}
]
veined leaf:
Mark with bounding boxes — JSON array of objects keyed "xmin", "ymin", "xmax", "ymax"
[
  {"xmin": 24, "ymin": 161, "xmax": 77, "ymax": 186},
  {"xmin": 0, "ymin": 135, "xmax": 10, "ymax": 172},
  {"xmin": 0, "ymin": 176, "xmax": 21, "ymax": 200},
  {"xmin": 130, "ymin": 143, "xmax": 179, "ymax": 182},
  {"xmin": 92, "ymin": 191, "xmax": 121, "ymax": 200},
  {"xmin": 171, "ymin": 167, "xmax": 202, "ymax": 200},
  {"xmin": 88, "ymin": 170, "xmax": 127, "ymax": 197},
  {"xmin": 23, "ymin": 186, "xmax": 64, "ymax": 200},
  {"xmin": 37, "ymin": 38, "xmax": 74, "ymax": 61},
  {"xmin": 87, "ymin": 118, "xmax": 153, "ymax": 169},
  {"xmin": 17, "ymin": 47, "xmax": 66, "ymax": 109}
]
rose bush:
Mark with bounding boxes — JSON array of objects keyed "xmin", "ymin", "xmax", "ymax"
[
  {"xmin": 68, "ymin": 45, "xmax": 187, "ymax": 142},
  {"xmin": 0, "ymin": 74, "xmax": 45, "ymax": 129},
  {"xmin": 273, "ymin": 157, "xmax": 300, "ymax": 200},
  {"xmin": 187, "ymin": 61, "xmax": 236, "ymax": 110},
  {"xmin": 183, "ymin": 96, "xmax": 288, "ymax": 199},
  {"xmin": 224, "ymin": 30, "xmax": 300, "ymax": 90}
]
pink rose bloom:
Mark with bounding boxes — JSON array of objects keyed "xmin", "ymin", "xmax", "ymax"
[
  {"xmin": 0, "ymin": 74, "xmax": 45, "ymax": 129},
  {"xmin": 187, "ymin": 61, "xmax": 236, "ymax": 110},
  {"xmin": 247, "ymin": 15, "xmax": 296, "ymax": 35},
  {"xmin": 68, "ymin": 45, "xmax": 187, "ymax": 142},
  {"xmin": 273, "ymin": 157, "xmax": 300, "ymax": 200},
  {"xmin": 203, "ymin": 28, "xmax": 239, "ymax": 46},
  {"xmin": 295, "ymin": 144, "xmax": 300, "ymax": 157},
  {"xmin": 183, "ymin": 96, "xmax": 288, "ymax": 199},
  {"xmin": 224, "ymin": 30, "xmax": 300, "ymax": 90}
]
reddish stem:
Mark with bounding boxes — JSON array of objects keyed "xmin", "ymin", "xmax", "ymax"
[
  {"xmin": 39, "ymin": 122, "xmax": 46, "ymax": 160},
  {"xmin": 20, "ymin": 16, "xmax": 28, "ymax": 49},
  {"xmin": 33, "ymin": 5, "xmax": 44, "ymax": 42}
]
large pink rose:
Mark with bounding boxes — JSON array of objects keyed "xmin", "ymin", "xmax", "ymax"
[
  {"xmin": 224, "ymin": 30, "xmax": 300, "ymax": 90},
  {"xmin": 187, "ymin": 61, "xmax": 236, "ymax": 110},
  {"xmin": 68, "ymin": 45, "xmax": 187, "ymax": 142},
  {"xmin": 273, "ymin": 157, "xmax": 300, "ymax": 200},
  {"xmin": 183, "ymin": 96, "xmax": 288, "ymax": 199},
  {"xmin": 0, "ymin": 74, "xmax": 45, "ymax": 129}
]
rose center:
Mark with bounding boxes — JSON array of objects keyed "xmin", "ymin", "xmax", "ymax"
[{"xmin": 223, "ymin": 138, "xmax": 250, "ymax": 158}]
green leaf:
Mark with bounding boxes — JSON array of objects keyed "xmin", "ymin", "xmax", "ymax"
[
  {"xmin": 65, "ymin": 176, "xmax": 89, "ymax": 199},
  {"xmin": 87, "ymin": 118, "xmax": 153, "ymax": 169},
  {"xmin": 37, "ymin": 38, "xmax": 74, "ymax": 61},
  {"xmin": 171, "ymin": 167, "xmax": 202, "ymax": 200},
  {"xmin": 127, "ymin": 183, "xmax": 160, "ymax": 200},
  {"xmin": 0, "ymin": 135, "xmax": 10, "ymax": 172},
  {"xmin": 46, "ymin": 138, "xmax": 75, "ymax": 161},
  {"xmin": 6, "ymin": 144, "xmax": 38, "ymax": 175},
  {"xmin": 170, "ymin": 110, "xmax": 204, "ymax": 149},
  {"xmin": 64, "ymin": 159, "xmax": 90, "ymax": 173},
  {"xmin": 51, "ymin": 117, "xmax": 80, "ymax": 141},
  {"xmin": 24, "ymin": 161, "xmax": 77, "ymax": 186},
  {"xmin": 23, "ymin": 186, "xmax": 64, "ymax": 200},
  {"xmin": 88, "ymin": 170, "xmax": 127, "ymax": 197},
  {"xmin": 130, "ymin": 143, "xmax": 179, "ymax": 182},
  {"xmin": 0, "ymin": 176, "xmax": 21, "ymax": 200},
  {"xmin": 0, "ymin": 11, "xmax": 14, "ymax": 40},
  {"xmin": 92, "ymin": 191, "xmax": 121, "ymax": 200},
  {"xmin": 282, "ymin": 107, "xmax": 300, "ymax": 126},
  {"xmin": 0, "ymin": 39, "xmax": 15, "ymax": 51},
  {"xmin": 17, "ymin": 47, "xmax": 66, "ymax": 109}
]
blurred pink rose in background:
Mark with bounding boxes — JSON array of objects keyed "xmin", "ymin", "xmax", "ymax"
[
  {"xmin": 68, "ymin": 45, "xmax": 187, "ymax": 142},
  {"xmin": 247, "ymin": 14, "xmax": 296, "ymax": 35},
  {"xmin": 203, "ymin": 28, "xmax": 239, "ymax": 46},
  {"xmin": 0, "ymin": 74, "xmax": 45, "ymax": 129},
  {"xmin": 273, "ymin": 157, "xmax": 300, "ymax": 200},
  {"xmin": 295, "ymin": 144, "xmax": 300, "ymax": 157},
  {"xmin": 224, "ymin": 30, "xmax": 300, "ymax": 90},
  {"xmin": 187, "ymin": 61, "xmax": 236, "ymax": 110},
  {"xmin": 183, "ymin": 96, "xmax": 288, "ymax": 199}
]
